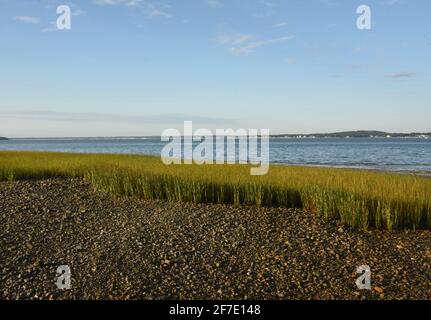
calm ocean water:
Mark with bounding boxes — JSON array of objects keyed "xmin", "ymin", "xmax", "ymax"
[{"xmin": 1, "ymin": 137, "xmax": 431, "ymax": 173}]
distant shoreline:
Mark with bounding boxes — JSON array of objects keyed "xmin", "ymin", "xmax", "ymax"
[
  {"xmin": 272, "ymin": 130, "xmax": 431, "ymax": 139},
  {"xmin": 2, "ymin": 130, "xmax": 431, "ymax": 140},
  {"xmin": 3, "ymin": 135, "xmax": 431, "ymax": 140}
]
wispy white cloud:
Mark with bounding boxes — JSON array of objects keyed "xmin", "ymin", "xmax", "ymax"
[
  {"xmin": 73, "ymin": 9, "xmax": 87, "ymax": 16},
  {"xmin": 0, "ymin": 110, "xmax": 236, "ymax": 125},
  {"xmin": 13, "ymin": 16, "xmax": 39, "ymax": 24},
  {"xmin": 329, "ymin": 73, "xmax": 343, "ymax": 78},
  {"xmin": 150, "ymin": 9, "xmax": 172, "ymax": 18},
  {"xmin": 230, "ymin": 36, "xmax": 294, "ymax": 56},
  {"xmin": 385, "ymin": 72, "xmax": 415, "ymax": 78},
  {"xmin": 40, "ymin": 21, "xmax": 58, "ymax": 33},
  {"xmin": 93, "ymin": 0, "xmax": 142, "ymax": 6},
  {"xmin": 216, "ymin": 34, "xmax": 255, "ymax": 45},
  {"xmin": 382, "ymin": 0, "xmax": 404, "ymax": 5},
  {"xmin": 273, "ymin": 22, "xmax": 287, "ymax": 28},
  {"xmin": 285, "ymin": 57, "xmax": 296, "ymax": 64},
  {"xmin": 207, "ymin": 0, "xmax": 223, "ymax": 8},
  {"xmin": 93, "ymin": 0, "xmax": 173, "ymax": 18},
  {"xmin": 319, "ymin": 0, "xmax": 338, "ymax": 6},
  {"xmin": 259, "ymin": 0, "xmax": 275, "ymax": 7}
]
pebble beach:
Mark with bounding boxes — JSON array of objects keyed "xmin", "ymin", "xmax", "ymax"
[{"xmin": 1, "ymin": 178, "xmax": 430, "ymax": 300}]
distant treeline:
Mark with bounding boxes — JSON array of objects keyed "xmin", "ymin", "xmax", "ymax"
[
  {"xmin": 0, "ymin": 137, "xmax": 8, "ymax": 140},
  {"xmin": 272, "ymin": 131, "xmax": 431, "ymax": 138}
]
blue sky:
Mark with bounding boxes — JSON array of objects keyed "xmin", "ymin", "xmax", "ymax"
[{"xmin": 0, "ymin": 0, "xmax": 430, "ymax": 137}]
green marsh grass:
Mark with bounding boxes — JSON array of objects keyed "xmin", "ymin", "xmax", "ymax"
[{"xmin": 0, "ymin": 151, "xmax": 430, "ymax": 230}]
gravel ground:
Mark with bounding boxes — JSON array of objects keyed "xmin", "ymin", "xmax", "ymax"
[{"xmin": 1, "ymin": 178, "xmax": 430, "ymax": 300}]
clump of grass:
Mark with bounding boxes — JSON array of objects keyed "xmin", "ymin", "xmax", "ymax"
[{"xmin": 1, "ymin": 151, "xmax": 430, "ymax": 230}]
